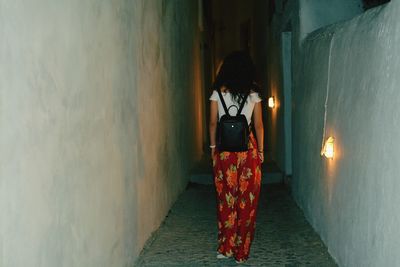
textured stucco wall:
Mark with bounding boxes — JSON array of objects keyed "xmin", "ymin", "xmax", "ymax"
[
  {"xmin": 0, "ymin": 1, "xmax": 203, "ymax": 266},
  {"xmin": 292, "ymin": 1, "xmax": 400, "ymax": 266}
]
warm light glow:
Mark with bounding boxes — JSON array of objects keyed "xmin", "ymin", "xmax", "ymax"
[
  {"xmin": 268, "ymin": 97, "xmax": 275, "ymax": 108},
  {"xmin": 321, "ymin": 136, "xmax": 335, "ymax": 159}
]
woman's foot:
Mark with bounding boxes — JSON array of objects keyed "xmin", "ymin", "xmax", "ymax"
[
  {"xmin": 235, "ymin": 258, "xmax": 247, "ymax": 264},
  {"xmin": 216, "ymin": 252, "xmax": 230, "ymax": 259}
]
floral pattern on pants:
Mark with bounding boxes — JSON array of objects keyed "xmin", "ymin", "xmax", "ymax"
[{"xmin": 213, "ymin": 133, "xmax": 262, "ymax": 262}]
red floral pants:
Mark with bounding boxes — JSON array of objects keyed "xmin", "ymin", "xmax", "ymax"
[{"xmin": 212, "ymin": 133, "xmax": 262, "ymax": 261}]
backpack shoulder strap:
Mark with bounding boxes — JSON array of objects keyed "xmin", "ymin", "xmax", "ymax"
[
  {"xmin": 217, "ymin": 88, "xmax": 230, "ymax": 115},
  {"xmin": 237, "ymin": 92, "xmax": 250, "ymax": 115}
]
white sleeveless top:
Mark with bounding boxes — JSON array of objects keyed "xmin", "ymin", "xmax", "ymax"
[{"xmin": 209, "ymin": 90, "xmax": 262, "ymax": 125}]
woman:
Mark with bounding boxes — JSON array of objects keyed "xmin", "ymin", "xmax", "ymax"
[{"xmin": 209, "ymin": 51, "xmax": 264, "ymax": 263}]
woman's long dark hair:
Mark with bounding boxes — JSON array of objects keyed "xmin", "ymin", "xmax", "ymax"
[{"xmin": 212, "ymin": 50, "xmax": 260, "ymax": 103}]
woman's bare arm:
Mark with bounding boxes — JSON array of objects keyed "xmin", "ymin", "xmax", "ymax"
[
  {"xmin": 209, "ymin": 100, "xmax": 218, "ymax": 157},
  {"xmin": 253, "ymin": 102, "xmax": 264, "ymax": 162}
]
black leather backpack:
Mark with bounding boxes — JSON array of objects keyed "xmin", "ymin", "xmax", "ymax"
[{"xmin": 217, "ymin": 89, "xmax": 250, "ymax": 152}]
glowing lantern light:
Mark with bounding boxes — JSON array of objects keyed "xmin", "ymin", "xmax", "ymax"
[
  {"xmin": 321, "ymin": 136, "xmax": 335, "ymax": 159},
  {"xmin": 268, "ymin": 97, "xmax": 275, "ymax": 109}
]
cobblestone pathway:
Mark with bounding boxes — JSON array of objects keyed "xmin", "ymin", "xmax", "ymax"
[{"xmin": 136, "ymin": 183, "xmax": 337, "ymax": 267}]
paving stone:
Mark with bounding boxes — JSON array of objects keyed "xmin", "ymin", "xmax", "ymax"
[{"xmin": 135, "ymin": 183, "xmax": 337, "ymax": 267}]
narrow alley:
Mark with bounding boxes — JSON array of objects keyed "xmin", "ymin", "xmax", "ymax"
[
  {"xmin": 136, "ymin": 183, "xmax": 336, "ymax": 266},
  {"xmin": 1, "ymin": 0, "xmax": 399, "ymax": 267}
]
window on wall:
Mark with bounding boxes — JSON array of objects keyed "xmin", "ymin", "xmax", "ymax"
[{"xmin": 363, "ymin": 0, "xmax": 390, "ymax": 10}]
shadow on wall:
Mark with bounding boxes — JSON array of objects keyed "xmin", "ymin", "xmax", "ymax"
[
  {"xmin": 363, "ymin": 0, "xmax": 391, "ymax": 10},
  {"xmin": 130, "ymin": 0, "xmax": 206, "ymax": 263}
]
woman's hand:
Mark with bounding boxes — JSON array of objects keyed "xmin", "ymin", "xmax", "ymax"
[
  {"xmin": 211, "ymin": 147, "xmax": 216, "ymax": 160},
  {"xmin": 258, "ymin": 151, "xmax": 264, "ymax": 163}
]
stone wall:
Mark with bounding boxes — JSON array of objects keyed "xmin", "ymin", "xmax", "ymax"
[{"xmin": 0, "ymin": 1, "xmax": 203, "ymax": 266}]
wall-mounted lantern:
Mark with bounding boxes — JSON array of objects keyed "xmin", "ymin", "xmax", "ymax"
[
  {"xmin": 268, "ymin": 96, "xmax": 275, "ymax": 109},
  {"xmin": 321, "ymin": 136, "xmax": 335, "ymax": 159}
]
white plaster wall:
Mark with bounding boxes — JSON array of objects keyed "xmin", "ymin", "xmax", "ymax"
[
  {"xmin": 0, "ymin": 1, "xmax": 203, "ymax": 266},
  {"xmin": 292, "ymin": 1, "xmax": 400, "ymax": 266},
  {"xmin": 265, "ymin": 0, "xmax": 363, "ymax": 174}
]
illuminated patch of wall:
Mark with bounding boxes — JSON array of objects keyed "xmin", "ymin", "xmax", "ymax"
[
  {"xmin": 265, "ymin": 47, "xmax": 286, "ymax": 170},
  {"xmin": 191, "ymin": 31, "xmax": 206, "ymax": 160}
]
